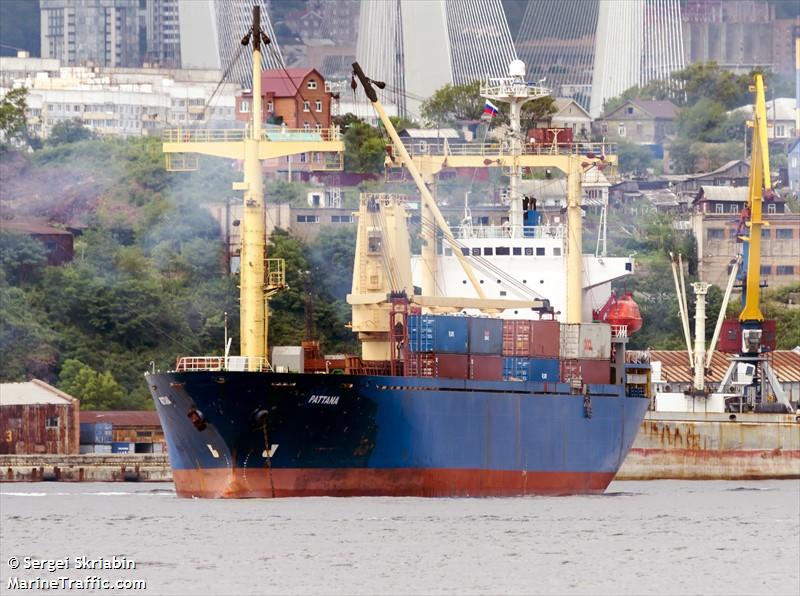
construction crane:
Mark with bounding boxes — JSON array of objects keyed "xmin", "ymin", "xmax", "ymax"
[{"xmin": 709, "ymin": 74, "xmax": 790, "ymax": 412}]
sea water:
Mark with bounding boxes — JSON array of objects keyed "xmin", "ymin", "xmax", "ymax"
[{"xmin": 1, "ymin": 480, "xmax": 798, "ymax": 595}]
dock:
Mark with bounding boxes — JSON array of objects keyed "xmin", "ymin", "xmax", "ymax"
[{"xmin": 1, "ymin": 454, "xmax": 172, "ymax": 482}]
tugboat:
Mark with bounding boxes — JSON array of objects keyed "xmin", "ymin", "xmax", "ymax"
[{"xmin": 144, "ymin": 7, "xmax": 650, "ymax": 498}]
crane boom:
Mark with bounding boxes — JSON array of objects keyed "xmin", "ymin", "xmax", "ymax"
[{"xmin": 739, "ymin": 74, "xmax": 771, "ymax": 324}]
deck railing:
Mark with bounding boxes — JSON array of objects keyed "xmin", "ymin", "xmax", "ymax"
[
  {"xmin": 174, "ymin": 356, "xmax": 271, "ymax": 373},
  {"xmin": 162, "ymin": 126, "xmax": 342, "ymax": 144}
]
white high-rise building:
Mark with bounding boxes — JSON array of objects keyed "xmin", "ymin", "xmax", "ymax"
[
  {"xmin": 356, "ymin": 0, "xmax": 517, "ymax": 118},
  {"xmin": 178, "ymin": 0, "xmax": 284, "ymax": 86}
]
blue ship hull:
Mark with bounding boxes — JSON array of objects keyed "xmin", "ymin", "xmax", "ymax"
[{"xmin": 146, "ymin": 371, "xmax": 648, "ymax": 498}]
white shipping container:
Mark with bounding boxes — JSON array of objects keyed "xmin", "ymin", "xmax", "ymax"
[
  {"xmin": 79, "ymin": 444, "xmax": 113, "ymax": 454},
  {"xmin": 560, "ymin": 323, "xmax": 611, "ymax": 359}
]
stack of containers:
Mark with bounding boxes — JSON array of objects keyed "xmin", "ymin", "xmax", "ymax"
[
  {"xmin": 501, "ymin": 319, "xmax": 560, "ymax": 382},
  {"xmin": 407, "ymin": 314, "xmax": 504, "ymax": 380},
  {"xmin": 79, "ymin": 422, "xmax": 113, "ymax": 454},
  {"xmin": 559, "ymin": 322, "xmax": 612, "ymax": 384}
]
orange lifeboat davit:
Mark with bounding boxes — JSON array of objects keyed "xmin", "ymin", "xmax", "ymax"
[{"xmin": 595, "ymin": 291, "xmax": 643, "ymax": 334}]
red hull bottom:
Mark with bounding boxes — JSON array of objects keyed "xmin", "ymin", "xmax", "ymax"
[{"xmin": 172, "ymin": 468, "xmax": 617, "ymax": 498}]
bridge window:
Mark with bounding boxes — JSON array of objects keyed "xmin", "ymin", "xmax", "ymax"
[
  {"xmin": 553, "ymin": 247, "xmax": 561, "ymax": 256},
  {"xmin": 524, "ymin": 247, "xmax": 534, "ymax": 256},
  {"xmin": 513, "ymin": 247, "xmax": 522, "ymax": 256},
  {"xmin": 461, "ymin": 247, "xmax": 469, "ymax": 256},
  {"xmin": 536, "ymin": 247, "xmax": 545, "ymax": 256},
  {"xmin": 496, "ymin": 246, "xmax": 510, "ymax": 255},
  {"xmin": 483, "ymin": 247, "xmax": 493, "ymax": 256},
  {"xmin": 471, "ymin": 248, "xmax": 480, "ymax": 256}
]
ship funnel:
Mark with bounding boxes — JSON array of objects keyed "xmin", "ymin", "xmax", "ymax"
[{"xmin": 508, "ymin": 59, "xmax": 525, "ymax": 78}]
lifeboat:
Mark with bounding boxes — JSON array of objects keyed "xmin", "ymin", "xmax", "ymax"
[{"xmin": 595, "ymin": 291, "xmax": 643, "ymax": 334}]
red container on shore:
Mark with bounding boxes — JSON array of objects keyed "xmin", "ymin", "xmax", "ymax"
[
  {"xmin": 469, "ymin": 355, "xmax": 503, "ymax": 381},
  {"xmin": 502, "ymin": 320, "xmax": 532, "ymax": 356},
  {"xmin": 530, "ymin": 320, "xmax": 560, "ymax": 357},
  {"xmin": 560, "ymin": 359, "xmax": 611, "ymax": 384},
  {"xmin": 436, "ymin": 354, "xmax": 469, "ymax": 379}
]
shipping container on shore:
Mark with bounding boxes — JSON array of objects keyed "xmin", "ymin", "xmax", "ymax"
[
  {"xmin": 560, "ymin": 359, "xmax": 612, "ymax": 385},
  {"xmin": 111, "ymin": 442, "xmax": 134, "ymax": 454},
  {"xmin": 560, "ymin": 323, "xmax": 612, "ymax": 360},
  {"xmin": 468, "ymin": 318, "xmax": 503, "ymax": 354},
  {"xmin": 79, "ymin": 422, "xmax": 112, "ymax": 445},
  {"xmin": 531, "ymin": 320, "xmax": 560, "ymax": 357},
  {"xmin": 469, "ymin": 355, "xmax": 503, "ymax": 380},
  {"xmin": 79, "ymin": 444, "xmax": 113, "ymax": 454}
]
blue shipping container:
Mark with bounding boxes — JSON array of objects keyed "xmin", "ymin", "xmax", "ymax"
[
  {"xmin": 502, "ymin": 357, "xmax": 530, "ymax": 381},
  {"xmin": 528, "ymin": 358, "xmax": 560, "ymax": 381},
  {"xmin": 111, "ymin": 442, "xmax": 133, "ymax": 454},
  {"xmin": 433, "ymin": 315, "xmax": 469, "ymax": 354},
  {"xmin": 79, "ymin": 422, "xmax": 113, "ymax": 445},
  {"xmin": 468, "ymin": 318, "xmax": 503, "ymax": 354},
  {"xmin": 408, "ymin": 314, "xmax": 435, "ymax": 353}
]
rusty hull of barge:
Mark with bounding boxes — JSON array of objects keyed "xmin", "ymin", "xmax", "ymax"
[{"xmin": 617, "ymin": 411, "xmax": 800, "ymax": 480}]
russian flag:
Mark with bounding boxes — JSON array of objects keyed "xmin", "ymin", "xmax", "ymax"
[{"xmin": 482, "ymin": 99, "xmax": 499, "ymax": 118}]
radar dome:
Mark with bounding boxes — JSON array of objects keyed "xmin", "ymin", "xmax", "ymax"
[{"xmin": 508, "ymin": 60, "xmax": 526, "ymax": 77}]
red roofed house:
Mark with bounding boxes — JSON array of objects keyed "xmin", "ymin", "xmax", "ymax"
[{"xmin": 236, "ymin": 67, "xmax": 332, "ymax": 130}]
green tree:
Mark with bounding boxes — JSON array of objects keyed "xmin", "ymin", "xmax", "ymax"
[
  {"xmin": 58, "ymin": 359, "xmax": 125, "ymax": 410},
  {"xmin": 0, "ymin": 87, "xmax": 30, "ymax": 148},
  {"xmin": 617, "ymin": 141, "xmax": 653, "ymax": 175},
  {"xmin": 342, "ymin": 120, "xmax": 386, "ymax": 173},
  {"xmin": 0, "ymin": 230, "xmax": 48, "ymax": 284},
  {"xmin": 48, "ymin": 118, "xmax": 95, "ymax": 146},
  {"xmin": 421, "ymin": 80, "xmax": 555, "ymax": 126}
]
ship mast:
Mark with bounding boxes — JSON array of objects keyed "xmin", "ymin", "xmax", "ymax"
[
  {"xmin": 240, "ymin": 5, "xmax": 267, "ymax": 366},
  {"xmin": 160, "ymin": 6, "xmax": 344, "ymax": 369},
  {"xmin": 479, "ymin": 61, "xmax": 549, "ymax": 237}
]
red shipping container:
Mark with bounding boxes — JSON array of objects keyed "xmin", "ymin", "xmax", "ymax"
[
  {"xmin": 502, "ymin": 320, "xmax": 532, "ymax": 356},
  {"xmin": 561, "ymin": 359, "xmax": 611, "ymax": 384},
  {"xmin": 409, "ymin": 353, "xmax": 436, "ymax": 377},
  {"xmin": 436, "ymin": 354, "xmax": 469, "ymax": 379},
  {"xmin": 530, "ymin": 320, "xmax": 560, "ymax": 357},
  {"xmin": 469, "ymin": 355, "xmax": 503, "ymax": 381}
]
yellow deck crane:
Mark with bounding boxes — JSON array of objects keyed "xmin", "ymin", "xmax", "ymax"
[{"xmin": 162, "ymin": 5, "xmax": 344, "ymax": 370}]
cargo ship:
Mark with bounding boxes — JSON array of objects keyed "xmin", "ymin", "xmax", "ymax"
[
  {"xmin": 618, "ymin": 75, "xmax": 799, "ymax": 480},
  {"xmin": 145, "ymin": 7, "xmax": 650, "ymax": 498}
]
